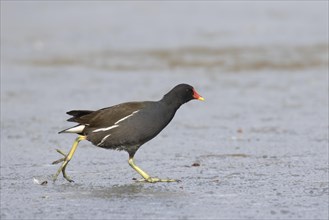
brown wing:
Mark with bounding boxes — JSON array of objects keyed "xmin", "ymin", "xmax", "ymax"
[{"xmin": 67, "ymin": 102, "xmax": 146, "ymax": 128}]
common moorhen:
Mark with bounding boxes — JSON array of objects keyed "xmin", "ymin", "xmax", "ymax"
[{"xmin": 52, "ymin": 83, "xmax": 204, "ymax": 183}]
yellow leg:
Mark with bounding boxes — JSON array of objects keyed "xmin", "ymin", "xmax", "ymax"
[
  {"xmin": 128, "ymin": 157, "xmax": 179, "ymax": 183},
  {"xmin": 52, "ymin": 135, "xmax": 86, "ymax": 182}
]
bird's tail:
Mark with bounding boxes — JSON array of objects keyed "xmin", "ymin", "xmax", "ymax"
[
  {"xmin": 66, "ymin": 110, "xmax": 94, "ymax": 122},
  {"xmin": 58, "ymin": 125, "xmax": 86, "ymax": 134}
]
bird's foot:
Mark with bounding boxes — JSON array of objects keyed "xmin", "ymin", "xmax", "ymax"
[
  {"xmin": 52, "ymin": 149, "xmax": 67, "ymax": 164},
  {"xmin": 52, "ymin": 149, "xmax": 74, "ymax": 183},
  {"xmin": 51, "ymin": 136, "xmax": 85, "ymax": 183},
  {"xmin": 61, "ymin": 171, "xmax": 74, "ymax": 183},
  {"xmin": 136, "ymin": 177, "xmax": 180, "ymax": 183}
]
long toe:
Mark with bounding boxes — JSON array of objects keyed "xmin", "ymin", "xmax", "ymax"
[
  {"xmin": 62, "ymin": 164, "xmax": 74, "ymax": 183},
  {"xmin": 52, "ymin": 149, "xmax": 67, "ymax": 164},
  {"xmin": 64, "ymin": 177, "xmax": 74, "ymax": 183},
  {"xmin": 55, "ymin": 149, "xmax": 67, "ymax": 157},
  {"xmin": 62, "ymin": 171, "xmax": 74, "ymax": 183},
  {"xmin": 52, "ymin": 158, "xmax": 65, "ymax": 165},
  {"xmin": 136, "ymin": 177, "xmax": 180, "ymax": 183}
]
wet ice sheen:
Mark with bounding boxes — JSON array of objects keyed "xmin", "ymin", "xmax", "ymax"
[{"xmin": 1, "ymin": 2, "xmax": 328, "ymax": 220}]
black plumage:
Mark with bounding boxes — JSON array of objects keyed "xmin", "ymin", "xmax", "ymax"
[{"xmin": 52, "ymin": 83, "xmax": 204, "ymax": 183}]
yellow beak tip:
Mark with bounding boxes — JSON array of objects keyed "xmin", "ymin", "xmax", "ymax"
[{"xmin": 198, "ymin": 97, "xmax": 205, "ymax": 101}]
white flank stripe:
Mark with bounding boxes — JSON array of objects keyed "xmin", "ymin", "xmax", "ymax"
[
  {"xmin": 64, "ymin": 125, "xmax": 85, "ymax": 133},
  {"xmin": 92, "ymin": 110, "xmax": 139, "ymax": 133},
  {"xmin": 97, "ymin": 134, "xmax": 111, "ymax": 146},
  {"xmin": 92, "ymin": 125, "xmax": 119, "ymax": 133},
  {"xmin": 115, "ymin": 110, "xmax": 140, "ymax": 125}
]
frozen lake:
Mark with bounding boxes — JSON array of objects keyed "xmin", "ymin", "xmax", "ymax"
[{"xmin": 1, "ymin": 2, "xmax": 328, "ymax": 219}]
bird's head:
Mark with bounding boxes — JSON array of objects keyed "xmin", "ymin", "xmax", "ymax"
[{"xmin": 163, "ymin": 84, "xmax": 204, "ymax": 106}]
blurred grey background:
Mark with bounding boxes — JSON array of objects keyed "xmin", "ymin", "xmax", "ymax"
[{"xmin": 1, "ymin": 2, "xmax": 328, "ymax": 220}]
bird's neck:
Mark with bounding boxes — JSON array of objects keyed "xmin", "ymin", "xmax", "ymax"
[{"xmin": 160, "ymin": 94, "xmax": 184, "ymax": 111}]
